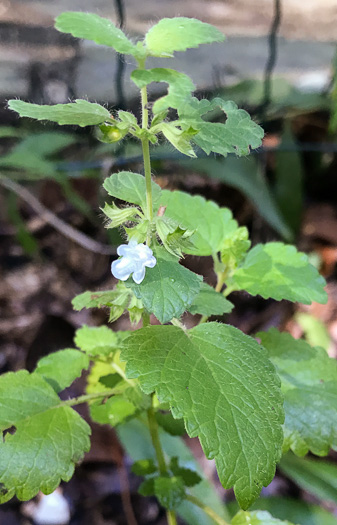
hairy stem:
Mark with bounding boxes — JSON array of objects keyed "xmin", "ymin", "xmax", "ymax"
[
  {"xmin": 147, "ymin": 398, "xmax": 178, "ymax": 525},
  {"xmin": 185, "ymin": 494, "xmax": 230, "ymax": 525},
  {"xmin": 140, "ymin": 82, "xmax": 154, "ymax": 243}
]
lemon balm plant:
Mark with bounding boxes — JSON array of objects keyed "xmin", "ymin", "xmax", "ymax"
[{"xmin": 3, "ymin": 12, "xmax": 334, "ymax": 525}]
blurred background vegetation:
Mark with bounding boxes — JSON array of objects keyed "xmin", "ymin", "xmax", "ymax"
[{"xmin": 1, "ymin": 1, "xmax": 337, "ymax": 524}]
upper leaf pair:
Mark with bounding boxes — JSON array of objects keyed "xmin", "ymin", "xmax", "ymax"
[{"xmin": 54, "ymin": 12, "xmax": 225, "ymax": 59}]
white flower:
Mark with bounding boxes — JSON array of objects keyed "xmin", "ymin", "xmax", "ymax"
[{"xmin": 111, "ymin": 240, "xmax": 156, "ymax": 284}]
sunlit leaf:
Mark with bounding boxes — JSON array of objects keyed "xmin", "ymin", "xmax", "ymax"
[{"xmin": 145, "ymin": 17, "xmax": 225, "ymax": 57}]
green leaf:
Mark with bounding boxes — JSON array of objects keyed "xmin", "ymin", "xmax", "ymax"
[
  {"xmin": 258, "ymin": 329, "xmax": 337, "ymax": 456},
  {"xmin": 34, "ymin": 349, "xmax": 89, "ymax": 393},
  {"xmin": 220, "ymin": 226, "xmax": 251, "ymax": 270},
  {"xmin": 90, "ymin": 395, "xmax": 136, "ymax": 426},
  {"xmin": 126, "ymin": 246, "xmax": 201, "ymax": 323},
  {"xmin": 103, "ymin": 171, "xmax": 162, "ymax": 210},
  {"xmin": 231, "ymin": 243, "xmax": 327, "ymax": 304},
  {"xmin": 145, "ymin": 17, "xmax": 225, "ymax": 57},
  {"xmin": 0, "ymin": 371, "xmax": 90, "ymax": 501},
  {"xmin": 8, "ymin": 99, "xmax": 111, "ymax": 127},
  {"xmin": 131, "ymin": 68, "xmax": 195, "ymax": 114},
  {"xmin": 160, "ymin": 122, "xmax": 196, "ymax": 157},
  {"xmin": 169, "ymin": 457, "xmax": 202, "ymax": 487},
  {"xmin": 55, "ymin": 12, "xmax": 139, "ymax": 56},
  {"xmin": 232, "ymin": 510, "xmax": 295, "ymax": 525},
  {"xmin": 132, "ymin": 458, "xmax": 157, "ymax": 476},
  {"xmin": 155, "ymin": 412, "xmax": 186, "ymax": 436},
  {"xmin": 75, "ymin": 325, "xmax": 119, "ymax": 357},
  {"xmin": 161, "ymin": 190, "xmax": 239, "ymax": 256},
  {"xmin": 178, "ymin": 97, "xmax": 264, "ymax": 156},
  {"xmin": 279, "ymin": 454, "xmax": 337, "ymax": 507},
  {"xmin": 121, "ymin": 323, "xmax": 284, "ymax": 508},
  {"xmin": 101, "ymin": 202, "xmax": 140, "ymax": 228},
  {"xmin": 127, "ymin": 294, "xmax": 144, "ymax": 325},
  {"xmin": 138, "ymin": 478, "xmax": 155, "ymax": 497},
  {"xmin": 188, "ymin": 282, "xmax": 234, "ymax": 316},
  {"xmin": 228, "ymin": 496, "xmax": 337, "ymax": 525},
  {"xmin": 154, "ymin": 476, "xmax": 185, "ymax": 509},
  {"xmin": 155, "ymin": 216, "xmax": 195, "ymax": 257},
  {"xmin": 118, "ymin": 110, "xmax": 138, "ymax": 127},
  {"xmin": 72, "ymin": 284, "xmax": 130, "ymax": 313},
  {"xmin": 182, "ymin": 156, "xmax": 293, "ymax": 241}
]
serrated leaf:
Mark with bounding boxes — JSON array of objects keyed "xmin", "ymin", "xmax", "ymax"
[
  {"xmin": 103, "ymin": 171, "xmax": 162, "ymax": 210},
  {"xmin": 145, "ymin": 17, "xmax": 225, "ymax": 57},
  {"xmin": 0, "ymin": 371, "xmax": 90, "ymax": 501},
  {"xmin": 155, "ymin": 216, "xmax": 195, "ymax": 257},
  {"xmin": 75, "ymin": 325, "xmax": 119, "ymax": 357},
  {"xmin": 131, "ymin": 68, "xmax": 195, "ymax": 114},
  {"xmin": 232, "ymin": 510, "xmax": 295, "ymax": 525},
  {"xmin": 258, "ymin": 329, "xmax": 337, "ymax": 456},
  {"xmin": 34, "ymin": 349, "xmax": 90, "ymax": 393},
  {"xmin": 231, "ymin": 243, "xmax": 327, "ymax": 304},
  {"xmin": 121, "ymin": 323, "xmax": 284, "ymax": 508},
  {"xmin": 132, "ymin": 459, "xmax": 157, "ymax": 476},
  {"xmin": 188, "ymin": 282, "xmax": 233, "ymax": 316},
  {"xmin": 72, "ymin": 284, "xmax": 131, "ymax": 313},
  {"xmin": 118, "ymin": 110, "xmax": 138, "ymax": 126},
  {"xmin": 160, "ymin": 122, "xmax": 196, "ymax": 157},
  {"xmin": 55, "ymin": 12, "xmax": 139, "ymax": 56},
  {"xmin": 154, "ymin": 476, "xmax": 185, "ymax": 509},
  {"xmin": 161, "ymin": 190, "xmax": 239, "ymax": 256},
  {"xmin": 72, "ymin": 290, "xmax": 118, "ymax": 310},
  {"xmin": 126, "ymin": 246, "xmax": 201, "ymax": 323},
  {"xmin": 182, "ymin": 156, "xmax": 293, "ymax": 241},
  {"xmin": 220, "ymin": 226, "xmax": 251, "ymax": 270},
  {"xmin": 170, "ymin": 457, "xmax": 202, "ymax": 487},
  {"xmin": 8, "ymin": 99, "xmax": 111, "ymax": 127},
  {"xmin": 90, "ymin": 395, "xmax": 136, "ymax": 426},
  {"xmin": 178, "ymin": 97, "xmax": 264, "ymax": 156}
]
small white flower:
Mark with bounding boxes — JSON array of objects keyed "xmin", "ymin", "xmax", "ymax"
[{"xmin": 111, "ymin": 239, "xmax": 157, "ymax": 284}]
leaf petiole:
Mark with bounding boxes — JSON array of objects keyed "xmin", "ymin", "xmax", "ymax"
[{"xmin": 185, "ymin": 494, "xmax": 230, "ymax": 525}]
